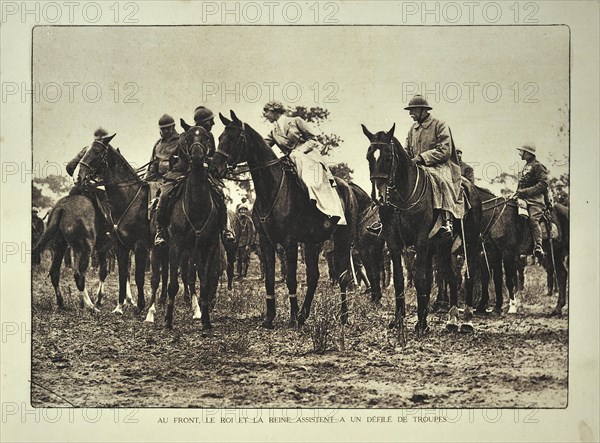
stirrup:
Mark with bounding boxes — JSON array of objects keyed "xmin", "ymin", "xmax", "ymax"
[
  {"xmin": 366, "ymin": 221, "xmax": 383, "ymax": 236},
  {"xmin": 154, "ymin": 232, "xmax": 167, "ymax": 246}
]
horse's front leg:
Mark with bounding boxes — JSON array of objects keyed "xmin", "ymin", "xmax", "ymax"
[
  {"xmin": 113, "ymin": 244, "xmax": 130, "ymax": 314},
  {"xmin": 165, "ymin": 242, "xmax": 181, "ymax": 330},
  {"xmin": 283, "ymin": 242, "xmax": 299, "ymax": 326},
  {"xmin": 134, "ymin": 244, "xmax": 147, "ymax": 314},
  {"xmin": 260, "ymin": 238, "xmax": 276, "ymax": 329},
  {"xmin": 460, "ymin": 233, "xmax": 481, "ymax": 333},
  {"xmin": 95, "ymin": 247, "xmax": 108, "ymax": 308},
  {"xmin": 49, "ymin": 239, "xmax": 67, "ymax": 309},
  {"xmin": 413, "ymin": 243, "xmax": 433, "ymax": 335},
  {"xmin": 73, "ymin": 241, "xmax": 98, "ymax": 312},
  {"xmin": 197, "ymin": 242, "xmax": 220, "ymax": 330},
  {"xmin": 298, "ymin": 242, "xmax": 321, "ymax": 326}
]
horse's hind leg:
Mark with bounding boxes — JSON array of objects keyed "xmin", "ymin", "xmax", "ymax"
[
  {"xmin": 95, "ymin": 247, "xmax": 108, "ymax": 307},
  {"xmin": 165, "ymin": 243, "xmax": 181, "ymax": 330},
  {"xmin": 73, "ymin": 243, "xmax": 97, "ymax": 312},
  {"xmin": 283, "ymin": 242, "xmax": 299, "ymax": 326},
  {"xmin": 550, "ymin": 248, "xmax": 568, "ymax": 317},
  {"xmin": 145, "ymin": 246, "xmax": 162, "ymax": 323},
  {"xmin": 260, "ymin": 238, "xmax": 276, "ymax": 329},
  {"xmin": 113, "ymin": 245, "xmax": 130, "ymax": 314},
  {"xmin": 389, "ymin": 248, "xmax": 406, "ymax": 329},
  {"xmin": 414, "ymin": 245, "xmax": 433, "ymax": 334},
  {"xmin": 49, "ymin": 239, "xmax": 67, "ymax": 309},
  {"xmin": 298, "ymin": 242, "xmax": 322, "ymax": 326}
]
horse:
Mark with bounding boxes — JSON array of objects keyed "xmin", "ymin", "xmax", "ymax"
[
  {"xmin": 156, "ymin": 121, "xmax": 223, "ymax": 330},
  {"xmin": 349, "ymin": 182, "xmax": 385, "ymax": 304},
  {"xmin": 210, "ymin": 111, "xmax": 358, "ymax": 328},
  {"xmin": 362, "ymin": 124, "xmax": 482, "ymax": 334},
  {"xmin": 32, "ymin": 195, "xmax": 107, "ymax": 312},
  {"xmin": 521, "ymin": 203, "xmax": 569, "ymax": 316},
  {"xmin": 77, "ymin": 134, "xmax": 149, "ymax": 314},
  {"xmin": 472, "ymin": 186, "xmax": 526, "ymax": 315}
]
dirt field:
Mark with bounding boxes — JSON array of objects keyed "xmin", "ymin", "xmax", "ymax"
[{"xmin": 31, "ymin": 253, "xmax": 568, "ymax": 408}]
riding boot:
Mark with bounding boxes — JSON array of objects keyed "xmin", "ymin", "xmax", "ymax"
[
  {"xmin": 436, "ymin": 211, "xmax": 453, "ymax": 238},
  {"xmin": 154, "ymin": 193, "xmax": 169, "ymax": 246},
  {"xmin": 530, "ymin": 218, "xmax": 545, "ymax": 259}
]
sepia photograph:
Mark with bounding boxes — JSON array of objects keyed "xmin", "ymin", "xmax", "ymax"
[{"xmin": 1, "ymin": 1, "xmax": 598, "ymax": 442}]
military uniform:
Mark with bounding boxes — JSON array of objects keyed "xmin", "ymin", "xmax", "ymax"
[
  {"xmin": 517, "ymin": 155, "xmax": 549, "ymax": 255},
  {"xmin": 460, "ymin": 162, "xmax": 475, "ymax": 183},
  {"xmin": 233, "ymin": 205, "xmax": 255, "ymax": 278}
]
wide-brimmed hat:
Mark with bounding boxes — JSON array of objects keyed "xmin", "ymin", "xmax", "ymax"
[
  {"xmin": 158, "ymin": 114, "xmax": 175, "ymax": 128},
  {"xmin": 517, "ymin": 144, "xmax": 536, "ymax": 156},
  {"xmin": 404, "ymin": 95, "xmax": 432, "ymax": 110}
]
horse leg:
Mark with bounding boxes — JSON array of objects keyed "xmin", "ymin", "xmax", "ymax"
[
  {"xmin": 181, "ymin": 251, "xmax": 191, "ymax": 305},
  {"xmin": 159, "ymin": 248, "xmax": 169, "ymax": 306},
  {"xmin": 95, "ymin": 247, "xmax": 108, "ymax": 308},
  {"xmin": 550, "ymin": 248, "xmax": 568, "ymax": 317},
  {"xmin": 414, "ymin": 245, "xmax": 433, "ymax": 335},
  {"xmin": 165, "ymin": 242, "xmax": 181, "ymax": 330},
  {"xmin": 460, "ymin": 236, "xmax": 480, "ymax": 333},
  {"xmin": 134, "ymin": 245, "xmax": 147, "ymax": 314},
  {"xmin": 226, "ymin": 245, "xmax": 235, "ymax": 290},
  {"xmin": 503, "ymin": 252, "xmax": 517, "ymax": 315},
  {"xmin": 73, "ymin": 242, "xmax": 97, "ymax": 312},
  {"xmin": 283, "ymin": 242, "xmax": 299, "ymax": 327},
  {"xmin": 260, "ymin": 239, "xmax": 276, "ymax": 329},
  {"xmin": 113, "ymin": 245, "xmax": 130, "ymax": 314},
  {"xmin": 145, "ymin": 247, "xmax": 161, "ymax": 323},
  {"xmin": 49, "ymin": 239, "xmax": 67, "ymax": 309},
  {"xmin": 298, "ymin": 242, "xmax": 322, "ymax": 325},
  {"xmin": 476, "ymin": 251, "xmax": 491, "ymax": 314},
  {"xmin": 388, "ymin": 249, "xmax": 406, "ymax": 329},
  {"xmin": 197, "ymin": 243, "xmax": 219, "ymax": 330}
]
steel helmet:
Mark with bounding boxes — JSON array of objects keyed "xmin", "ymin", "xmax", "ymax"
[
  {"xmin": 516, "ymin": 144, "xmax": 536, "ymax": 156},
  {"xmin": 194, "ymin": 106, "xmax": 215, "ymax": 124},
  {"xmin": 158, "ymin": 114, "xmax": 175, "ymax": 128},
  {"xmin": 404, "ymin": 95, "xmax": 433, "ymax": 110}
]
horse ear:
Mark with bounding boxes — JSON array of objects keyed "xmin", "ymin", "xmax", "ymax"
[
  {"xmin": 180, "ymin": 118, "xmax": 191, "ymax": 132},
  {"xmin": 361, "ymin": 124, "xmax": 374, "ymax": 140},
  {"xmin": 103, "ymin": 133, "xmax": 116, "ymax": 145},
  {"xmin": 387, "ymin": 123, "xmax": 396, "ymax": 139},
  {"xmin": 230, "ymin": 110, "xmax": 240, "ymax": 122},
  {"xmin": 219, "ymin": 112, "xmax": 231, "ymax": 126}
]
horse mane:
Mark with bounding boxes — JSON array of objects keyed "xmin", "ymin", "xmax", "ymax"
[{"xmin": 106, "ymin": 143, "xmax": 138, "ymax": 176}]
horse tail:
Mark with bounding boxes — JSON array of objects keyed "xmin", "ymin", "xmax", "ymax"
[{"xmin": 33, "ymin": 208, "xmax": 64, "ymax": 253}]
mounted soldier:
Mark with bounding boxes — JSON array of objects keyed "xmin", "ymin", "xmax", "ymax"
[
  {"xmin": 145, "ymin": 114, "xmax": 185, "ymax": 245},
  {"xmin": 456, "ymin": 148, "xmax": 475, "ymax": 183},
  {"xmin": 66, "ymin": 127, "xmax": 114, "ymax": 243},
  {"xmin": 193, "ymin": 105, "xmax": 234, "ymax": 241},
  {"xmin": 404, "ymin": 95, "xmax": 463, "ymax": 237},
  {"xmin": 515, "ymin": 144, "xmax": 549, "ymax": 259},
  {"xmin": 263, "ymin": 100, "xmax": 346, "ymax": 227}
]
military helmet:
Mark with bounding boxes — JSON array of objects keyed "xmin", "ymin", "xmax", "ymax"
[
  {"xmin": 93, "ymin": 127, "xmax": 109, "ymax": 138},
  {"xmin": 194, "ymin": 106, "xmax": 215, "ymax": 124},
  {"xmin": 404, "ymin": 95, "xmax": 433, "ymax": 110},
  {"xmin": 517, "ymin": 144, "xmax": 536, "ymax": 156},
  {"xmin": 263, "ymin": 101, "xmax": 286, "ymax": 113},
  {"xmin": 32, "ymin": 207, "xmax": 39, "ymax": 214},
  {"xmin": 158, "ymin": 114, "xmax": 175, "ymax": 128}
]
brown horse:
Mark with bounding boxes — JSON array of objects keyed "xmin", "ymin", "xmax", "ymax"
[
  {"xmin": 33, "ymin": 195, "xmax": 107, "ymax": 311},
  {"xmin": 362, "ymin": 124, "xmax": 482, "ymax": 334},
  {"xmin": 77, "ymin": 134, "xmax": 149, "ymax": 314},
  {"xmin": 211, "ymin": 111, "xmax": 358, "ymax": 328}
]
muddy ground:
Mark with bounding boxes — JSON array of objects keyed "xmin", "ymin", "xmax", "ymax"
[{"xmin": 31, "ymin": 254, "xmax": 567, "ymax": 408}]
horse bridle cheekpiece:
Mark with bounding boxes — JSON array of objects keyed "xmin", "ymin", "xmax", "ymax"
[
  {"xmin": 215, "ymin": 121, "xmax": 246, "ymax": 171},
  {"xmin": 182, "ymin": 127, "xmax": 210, "ymax": 168},
  {"xmin": 79, "ymin": 140, "xmax": 109, "ymax": 185}
]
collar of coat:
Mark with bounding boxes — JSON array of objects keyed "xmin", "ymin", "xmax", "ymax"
[{"xmin": 415, "ymin": 115, "xmax": 434, "ymax": 129}]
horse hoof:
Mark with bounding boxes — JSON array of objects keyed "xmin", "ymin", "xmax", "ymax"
[
  {"xmin": 112, "ymin": 305, "xmax": 124, "ymax": 315},
  {"xmin": 297, "ymin": 314, "xmax": 307, "ymax": 327},
  {"xmin": 164, "ymin": 323, "xmax": 173, "ymax": 331},
  {"xmin": 431, "ymin": 303, "xmax": 449, "ymax": 313},
  {"xmin": 415, "ymin": 323, "xmax": 430, "ymax": 335},
  {"xmin": 548, "ymin": 309, "xmax": 562, "ymax": 318},
  {"xmin": 261, "ymin": 320, "xmax": 274, "ymax": 329},
  {"xmin": 474, "ymin": 308, "xmax": 489, "ymax": 317},
  {"xmin": 460, "ymin": 323, "xmax": 475, "ymax": 334},
  {"xmin": 445, "ymin": 323, "xmax": 459, "ymax": 333},
  {"xmin": 202, "ymin": 322, "xmax": 213, "ymax": 330}
]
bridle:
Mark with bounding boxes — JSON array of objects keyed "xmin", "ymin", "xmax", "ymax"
[{"xmin": 368, "ymin": 139, "xmax": 428, "ymax": 211}]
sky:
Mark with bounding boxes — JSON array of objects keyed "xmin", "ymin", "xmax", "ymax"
[{"xmin": 33, "ymin": 25, "xmax": 569, "ymax": 199}]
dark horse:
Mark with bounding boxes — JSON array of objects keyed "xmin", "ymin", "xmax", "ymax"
[
  {"xmin": 349, "ymin": 182, "xmax": 386, "ymax": 304},
  {"xmin": 77, "ymin": 134, "xmax": 149, "ymax": 314},
  {"xmin": 211, "ymin": 111, "xmax": 358, "ymax": 328},
  {"xmin": 362, "ymin": 124, "xmax": 482, "ymax": 334},
  {"xmin": 473, "ymin": 186, "xmax": 526, "ymax": 315},
  {"xmin": 157, "ymin": 121, "xmax": 223, "ymax": 330},
  {"xmin": 33, "ymin": 195, "xmax": 106, "ymax": 311}
]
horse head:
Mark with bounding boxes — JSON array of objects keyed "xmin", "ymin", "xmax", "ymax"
[
  {"xmin": 210, "ymin": 110, "xmax": 247, "ymax": 179},
  {"xmin": 77, "ymin": 133, "xmax": 116, "ymax": 186},
  {"xmin": 179, "ymin": 119, "xmax": 212, "ymax": 170},
  {"xmin": 362, "ymin": 123, "xmax": 396, "ymax": 204}
]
